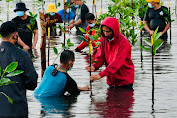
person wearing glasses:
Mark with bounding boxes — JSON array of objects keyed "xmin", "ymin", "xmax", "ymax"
[{"xmin": 86, "ymin": 17, "xmax": 134, "ymax": 89}]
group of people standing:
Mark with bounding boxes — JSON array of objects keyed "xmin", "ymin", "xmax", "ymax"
[{"xmin": 0, "ymin": 0, "xmax": 170, "ymax": 117}]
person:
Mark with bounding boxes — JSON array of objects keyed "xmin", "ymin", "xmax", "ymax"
[
  {"xmin": 144, "ymin": 0, "xmax": 170, "ymax": 43},
  {"xmin": 0, "ymin": 21, "xmax": 38, "ymax": 117},
  {"xmin": 34, "ymin": 50, "xmax": 89, "ymax": 97},
  {"xmin": 57, "ymin": 2, "xmax": 75, "ymax": 23},
  {"xmin": 75, "ymin": 13, "xmax": 100, "ymax": 53},
  {"xmin": 12, "ymin": 2, "xmax": 38, "ymax": 57},
  {"xmin": 44, "ymin": 4, "xmax": 63, "ymax": 37},
  {"xmin": 86, "ymin": 17, "xmax": 134, "ymax": 89},
  {"xmin": 65, "ymin": 0, "xmax": 89, "ymax": 35}
]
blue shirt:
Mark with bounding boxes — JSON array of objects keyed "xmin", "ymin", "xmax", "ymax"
[
  {"xmin": 57, "ymin": 9, "xmax": 75, "ymax": 22},
  {"xmin": 34, "ymin": 66, "xmax": 67, "ymax": 97}
]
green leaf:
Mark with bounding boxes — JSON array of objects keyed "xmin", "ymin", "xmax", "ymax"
[
  {"xmin": 34, "ymin": 14, "xmax": 38, "ymax": 19},
  {"xmin": 5, "ymin": 70, "xmax": 24, "ymax": 77},
  {"xmin": 67, "ymin": 38, "xmax": 71, "ymax": 45},
  {"xmin": 78, "ymin": 27, "xmax": 86, "ymax": 33},
  {"xmin": 153, "ymin": 27, "xmax": 159, "ymax": 39},
  {"xmin": 140, "ymin": 45, "xmax": 151, "ymax": 52},
  {"xmin": 53, "ymin": 47, "xmax": 58, "ymax": 55},
  {"xmin": 29, "ymin": 11, "xmax": 33, "ymax": 17},
  {"xmin": 88, "ymin": 35, "xmax": 95, "ymax": 41},
  {"xmin": 139, "ymin": 23, "xmax": 145, "ymax": 30},
  {"xmin": 153, "ymin": 32, "xmax": 161, "ymax": 42},
  {"xmin": 153, "ymin": 39, "xmax": 163, "ymax": 50},
  {"xmin": 61, "ymin": 43, "xmax": 65, "ymax": 49},
  {"xmin": 0, "ymin": 92, "xmax": 13, "ymax": 104},
  {"xmin": 144, "ymin": 39, "xmax": 152, "ymax": 46},
  {"xmin": 78, "ymin": 35, "xmax": 88, "ymax": 42},
  {"xmin": 0, "ymin": 78, "xmax": 16, "ymax": 86},
  {"xmin": 4, "ymin": 62, "xmax": 18, "ymax": 73},
  {"xmin": 95, "ymin": 42, "xmax": 101, "ymax": 46},
  {"xmin": 92, "ymin": 61, "xmax": 99, "ymax": 63}
]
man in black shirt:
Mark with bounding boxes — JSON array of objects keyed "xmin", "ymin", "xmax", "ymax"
[
  {"xmin": 65, "ymin": 0, "xmax": 89, "ymax": 35},
  {"xmin": 0, "ymin": 21, "xmax": 38, "ymax": 117},
  {"xmin": 144, "ymin": 0, "xmax": 170, "ymax": 42},
  {"xmin": 12, "ymin": 2, "xmax": 38, "ymax": 57}
]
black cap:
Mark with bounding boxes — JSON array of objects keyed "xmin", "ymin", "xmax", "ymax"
[
  {"xmin": 0, "ymin": 21, "xmax": 18, "ymax": 37},
  {"xmin": 14, "ymin": 2, "xmax": 29, "ymax": 12}
]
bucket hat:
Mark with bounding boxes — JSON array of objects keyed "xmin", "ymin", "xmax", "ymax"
[
  {"xmin": 46, "ymin": 4, "xmax": 58, "ymax": 13},
  {"xmin": 14, "ymin": 3, "xmax": 29, "ymax": 12},
  {"xmin": 146, "ymin": 0, "xmax": 160, "ymax": 3}
]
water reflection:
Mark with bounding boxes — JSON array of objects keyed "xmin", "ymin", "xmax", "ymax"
[
  {"xmin": 92, "ymin": 88, "xmax": 134, "ymax": 118},
  {"xmin": 34, "ymin": 95, "xmax": 78, "ymax": 117}
]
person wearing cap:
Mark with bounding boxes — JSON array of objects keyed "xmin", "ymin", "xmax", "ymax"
[
  {"xmin": 44, "ymin": 4, "xmax": 63, "ymax": 37},
  {"xmin": 144, "ymin": 0, "xmax": 171, "ymax": 43},
  {"xmin": 12, "ymin": 2, "xmax": 38, "ymax": 58},
  {"xmin": 85, "ymin": 17, "xmax": 134, "ymax": 89},
  {"xmin": 65, "ymin": 0, "xmax": 89, "ymax": 35},
  {"xmin": 57, "ymin": 2, "xmax": 75, "ymax": 23},
  {"xmin": 0, "ymin": 21, "xmax": 38, "ymax": 117}
]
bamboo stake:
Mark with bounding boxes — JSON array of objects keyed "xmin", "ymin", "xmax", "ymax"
[
  {"xmin": 151, "ymin": 36, "xmax": 154, "ymax": 97},
  {"xmin": 48, "ymin": 27, "xmax": 50, "ymax": 66},
  {"xmin": 39, "ymin": 11, "xmax": 46, "ymax": 77},
  {"xmin": 64, "ymin": 0, "xmax": 66, "ymax": 47},
  {"xmin": 140, "ymin": 21, "xmax": 143, "ymax": 62},
  {"xmin": 169, "ymin": 2, "xmax": 171, "ymax": 44},
  {"xmin": 100, "ymin": 0, "xmax": 102, "ymax": 15},
  {"xmin": 89, "ymin": 40, "xmax": 92, "ymax": 93},
  {"xmin": 7, "ymin": 2, "xmax": 9, "ymax": 21}
]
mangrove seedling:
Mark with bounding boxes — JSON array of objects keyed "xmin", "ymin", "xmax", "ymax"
[{"xmin": 0, "ymin": 62, "xmax": 24, "ymax": 104}]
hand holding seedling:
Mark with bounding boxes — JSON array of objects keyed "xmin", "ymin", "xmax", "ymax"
[
  {"xmin": 85, "ymin": 65, "xmax": 95, "ymax": 72},
  {"xmin": 90, "ymin": 74, "xmax": 101, "ymax": 82},
  {"xmin": 149, "ymin": 30, "xmax": 154, "ymax": 36}
]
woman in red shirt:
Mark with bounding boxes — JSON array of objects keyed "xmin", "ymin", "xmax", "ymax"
[{"xmin": 86, "ymin": 17, "xmax": 134, "ymax": 88}]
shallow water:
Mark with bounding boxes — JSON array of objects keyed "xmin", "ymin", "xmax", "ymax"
[{"xmin": 1, "ymin": 0, "xmax": 177, "ymax": 118}]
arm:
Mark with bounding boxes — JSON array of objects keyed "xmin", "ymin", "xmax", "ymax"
[
  {"xmin": 160, "ymin": 22, "xmax": 170, "ymax": 36},
  {"xmin": 17, "ymin": 36, "xmax": 30, "ymax": 51},
  {"xmin": 21, "ymin": 54, "xmax": 38, "ymax": 90},
  {"xmin": 144, "ymin": 21, "xmax": 154, "ymax": 36},
  {"xmin": 32, "ymin": 30, "xmax": 38, "ymax": 49},
  {"xmin": 99, "ymin": 41, "xmax": 130, "ymax": 78}
]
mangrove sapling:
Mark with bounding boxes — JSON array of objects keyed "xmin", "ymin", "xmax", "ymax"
[
  {"xmin": 78, "ymin": 27, "xmax": 101, "ymax": 93},
  {"xmin": 141, "ymin": 27, "xmax": 163, "ymax": 89},
  {"xmin": 0, "ymin": 62, "xmax": 24, "ymax": 104},
  {"xmin": 36, "ymin": 0, "xmax": 45, "ymax": 13},
  {"xmin": 52, "ymin": 38, "xmax": 74, "ymax": 65}
]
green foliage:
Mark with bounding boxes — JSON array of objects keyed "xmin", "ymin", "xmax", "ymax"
[
  {"xmin": 53, "ymin": 39, "xmax": 74, "ymax": 64},
  {"xmin": 28, "ymin": 11, "xmax": 38, "ymax": 31},
  {"xmin": 97, "ymin": 0, "xmax": 148, "ymax": 46},
  {"xmin": 6, "ymin": 0, "xmax": 13, "ymax": 2},
  {"xmin": 0, "ymin": 62, "xmax": 24, "ymax": 104},
  {"xmin": 141, "ymin": 27, "xmax": 163, "ymax": 56},
  {"xmin": 36, "ymin": 0, "xmax": 45, "ymax": 13}
]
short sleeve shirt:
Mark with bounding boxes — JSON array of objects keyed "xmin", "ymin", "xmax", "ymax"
[
  {"xmin": 144, "ymin": 6, "xmax": 170, "ymax": 32},
  {"xmin": 12, "ymin": 16, "xmax": 38, "ymax": 48}
]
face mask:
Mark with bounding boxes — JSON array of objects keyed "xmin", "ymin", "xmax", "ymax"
[
  {"xmin": 104, "ymin": 34, "xmax": 114, "ymax": 40},
  {"xmin": 16, "ymin": 11, "xmax": 24, "ymax": 17},
  {"xmin": 68, "ymin": 67, "xmax": 73, "ymax": 71},
  {"xmin": 148, "ymin": 3, "xmax": 154, "ymax": 8},
  {"xmin": 50, "ymin": 13, "xmax": 55, "ymax": 16},
  {"xmin": 75, "ymin": 5, "xmax": 80, "ymax": 8},
  {"xmin": 89, "ymin": 23, "xmax": 96, "ymax": 27},
  {"xmin": 66, "ymin": 8, "xmax": 71, "ymax": 13}
]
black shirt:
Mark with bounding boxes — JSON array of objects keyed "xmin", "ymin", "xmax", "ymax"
[
  {"xmin": 64, "ymin": 73, "xmax": 80, "ymax": 95},
  {"xmin": 12, "ymin": 16, "xmax": 38, "ymax": 48},
  {"xmin": 144, "ymin": 6, "xmax": 170, "ymax": 40},
  {"xmin": 0, "ymin": 42, "xmax": 38, "ymax": 117}
]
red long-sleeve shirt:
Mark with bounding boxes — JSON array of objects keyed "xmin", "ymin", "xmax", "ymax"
[{"xmin": 93, "ymin": 17, "xmax": 134, "ymax": 86}]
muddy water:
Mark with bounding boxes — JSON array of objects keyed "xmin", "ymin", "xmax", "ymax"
[{"xmin": 1, "ymin": 0, "xmax": 177, "ymax": 118}]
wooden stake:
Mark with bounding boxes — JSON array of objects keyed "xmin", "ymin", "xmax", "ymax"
[
  {"xmin": 39, "ymin": 12, "xmax": 46, "ymax": 77},
  {"xmin": 140, "ymin": 21, "xmax": 143, "ymax": 62},
  {"xmin": 169, "ymin": 2, "xmax": 172, "ymax": 44}
]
